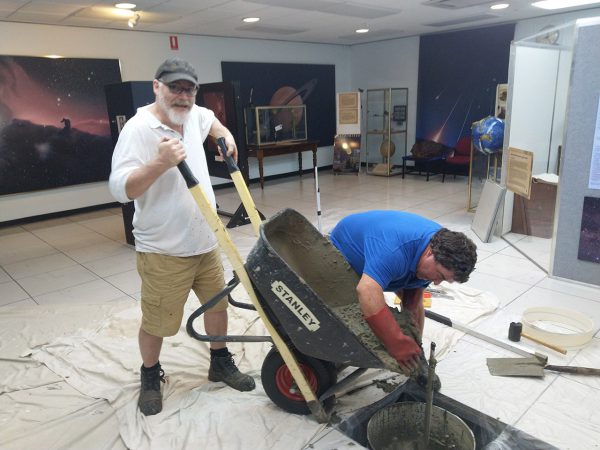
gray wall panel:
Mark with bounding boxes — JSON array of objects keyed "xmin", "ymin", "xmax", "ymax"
[{"xmin": 552, "ymin": 19, "xmax": 600, "ymax": 286}]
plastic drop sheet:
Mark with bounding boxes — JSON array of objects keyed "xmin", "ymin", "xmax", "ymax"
[{"xmin": 1, "ymin": 283, "xmax": 498, "ymax": 450}]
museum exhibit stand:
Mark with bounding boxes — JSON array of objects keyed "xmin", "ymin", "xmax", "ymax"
[
  {"xmin": 243, "ymin": 105, "xmax": 317, "ymax": 189},
  {"xmin": 498, "ymin": 18, "xmax": 600, "ymax": 286},
  {"xmin": 364, "ymin": 88, "xmax": 408, "ymax": 176}
]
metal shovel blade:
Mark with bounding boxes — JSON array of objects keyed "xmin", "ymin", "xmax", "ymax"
[{"xmin": 486, "ymin": 357, "xmax": 545, "ymax": 377}]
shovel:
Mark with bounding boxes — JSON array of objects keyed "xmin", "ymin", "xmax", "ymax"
[{"xmin": 487, "ymin": 356, "xmax": 600, "ymax": 377}]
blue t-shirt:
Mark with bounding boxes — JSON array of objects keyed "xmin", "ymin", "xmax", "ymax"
[{"xmin": 330, "ymin": 211, "xmax": 442, "ymax": 292}]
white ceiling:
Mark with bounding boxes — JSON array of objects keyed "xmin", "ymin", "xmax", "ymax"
[{"xmin": 1, "ymin": 0, "xmax": 598, "ymax": 45}]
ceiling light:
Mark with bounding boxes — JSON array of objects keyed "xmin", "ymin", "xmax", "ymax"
[
  {"xmin": 355, "ymin": 28, "xmax": 369, "ymax": 33},
  {"xmin": 128, "ymin": 13, "xmax": 140, "ymax": 28},
  {"xmin": 490, "ymin": 3, "xmax": 510, "ymax": 9},
  {"xmin": 44, "ymin": 54, "xmax": 64, "ymax": 59},
  {"xmin": 115, "ymin": 3, "xmax": 136, "ymax": 9},
  {"xmin": 243, "ymin": 17, "xmax": 260, "ymax": 23},
  {"xmin": 114, "ymin": 8, "xmax": 134, "ymax": 17},
  {"xmin": 532, "ymin": 0, "xmax": 600, "ymax": 9}
]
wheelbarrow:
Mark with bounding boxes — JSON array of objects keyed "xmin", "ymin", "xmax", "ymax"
[{"xmin": 178, "ymin": 140, "xmax": 425, "ymax": 421}]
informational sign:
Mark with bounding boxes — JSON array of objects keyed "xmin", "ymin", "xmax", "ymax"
[
  {"xmin": 336, "ymin": 91, "xmax": 361, "ymax": 135},
  {"xmin": 507, "ymin": 147, "xmax": 534, "ymax": 199},
  {"xmin": 588, "ymin": 96, "xmax": 600, "ymax": 189}
]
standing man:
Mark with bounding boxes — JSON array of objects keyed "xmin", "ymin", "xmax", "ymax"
[
  {"xmin": 109, "ymin": 58, "xmax": 254, "ymax": 416},
  {"xmin": 329, "ymin": 210, "xmax": 477, "ymax": 375}
]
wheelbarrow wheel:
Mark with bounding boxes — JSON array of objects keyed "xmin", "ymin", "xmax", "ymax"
[{"xmin": 261, "ymin": 348, "xmax": 337, "ymax": 415}]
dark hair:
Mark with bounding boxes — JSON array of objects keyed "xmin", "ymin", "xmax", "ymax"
[{"xmin": 429, "ymin": 228, "xmax": 477, "ymax": 283}]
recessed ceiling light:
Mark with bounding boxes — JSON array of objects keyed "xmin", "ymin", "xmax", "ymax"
[
  {"xmin": 114, "ymin": 8, "xmax": 135, "ymax": 17},
  {"xmin": 243, "ymin": 17, "xmax": 260, "ymax": 23},
  {"xmin": 355, "ymin": 28, "xmax": 369, "ymax": 34},
  {"xmin": 115, "ymin": 3, "xmax": 136, "ymax": 9},
  {"xmin": 490, "ymin": 3, "xmax": 510, "ymax": 9},
  {"xmin": 532, "ymin": 0, "xmax": 600, "ymax": 9}
]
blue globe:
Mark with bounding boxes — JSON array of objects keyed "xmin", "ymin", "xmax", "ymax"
[{"xmin": 471, "ymin": 116, "xmax": 505, "ymax": 155}]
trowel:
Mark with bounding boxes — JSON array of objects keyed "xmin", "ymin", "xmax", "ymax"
[{"xmin": 487, "ymin": 355, "xmax": 600, "ymax": 377}]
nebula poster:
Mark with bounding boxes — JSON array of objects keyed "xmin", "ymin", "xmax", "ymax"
[
  {"xmin": 415, "ymin": 24, "xmax": 514, "ymax": 148},
  {"xmin": 578, "ymin": 196, "xmax": 600, "ymax": 264},
  {"xmin": 0, "ymin": 56, "xmax": 121, "ymax": 195},
  {"xmin": 221, "ymin": 62, "xmax": 335, "ymax": 146}
]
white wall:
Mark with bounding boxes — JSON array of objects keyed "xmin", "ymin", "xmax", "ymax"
[
  {"xmin": 349, "ymin": 37, "xmax": 420, "ymax": 151},
  {"xmin": 506, "ymin": 45, "xmax": 560, "ymax": 176},
  {"xmin": 4, "ymin": 9, "xmax": 597, "ymax": 222},
  {"xmin": 514, "ymin": 7, "xmax": 600, "ymax": 41},
  {"xmin": 0, "ymin": 22, "xmax": 351, "ymax": 221}
]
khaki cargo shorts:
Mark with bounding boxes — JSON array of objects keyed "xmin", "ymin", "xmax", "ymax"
[{"xmin": 137, "ymin": 249, "xmax": 227, "ymax": 337}]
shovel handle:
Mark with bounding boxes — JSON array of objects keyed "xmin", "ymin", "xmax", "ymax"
[{"xmin": 545, "ymin": 365, "xmax": 600, "ymax": 375}]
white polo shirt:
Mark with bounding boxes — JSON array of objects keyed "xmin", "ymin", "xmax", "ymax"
[{"xmin": 109, "ymin": 104, "xmax": 218, "ymax": 256}]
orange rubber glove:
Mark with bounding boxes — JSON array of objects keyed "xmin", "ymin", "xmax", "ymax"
[{"xmin": 365, "ymin": 306, "xmax": 422, "ymax": 373}]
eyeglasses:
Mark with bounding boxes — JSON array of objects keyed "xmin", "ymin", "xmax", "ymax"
[{"xmin": 158, "ymin": 80, "xmax": 198, "ymax": 96}]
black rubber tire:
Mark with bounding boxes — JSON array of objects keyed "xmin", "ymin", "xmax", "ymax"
[{"xmin": 261, "ymin": 347, "xmax": 337, "ymax": 415}]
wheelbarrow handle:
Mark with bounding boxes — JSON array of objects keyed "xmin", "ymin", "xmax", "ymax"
[
  {"xmin": 216, "ymin": 137, "xmax": 239, "ymax": 174},
  {"xmin": 177, "ymin": 161, "xmax": 199, "ymax": 188}
]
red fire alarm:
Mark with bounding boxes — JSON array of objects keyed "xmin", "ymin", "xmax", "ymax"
[{"xmin": 169, "ymin": 36, "xmax": 179, "ymax": 50}]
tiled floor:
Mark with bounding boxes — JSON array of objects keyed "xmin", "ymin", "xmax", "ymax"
[{"xmin": 1, "ymin": 171, "xmax": 600, "ymax": 449}]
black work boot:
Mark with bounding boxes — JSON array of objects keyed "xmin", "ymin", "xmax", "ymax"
[
  {"xmin": 208, "ymin": 352, "xmax": 256, "ymax": 392},
  {"xmin": 138, "ymin": 362, "xmax": 165, "ymax": 416}
]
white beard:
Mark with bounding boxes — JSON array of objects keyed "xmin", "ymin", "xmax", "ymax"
[{"xmin": 157, "ymin": 95, "xmax": 191, "ymax": 126}]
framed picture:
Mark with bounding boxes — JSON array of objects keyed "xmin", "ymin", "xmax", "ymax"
[
  {"xmin": 393, "ymin": 105, "xmax": 407, "ymax": 124},
  {"xmin": 222, "ymin": 62, "xmax": 336, "ymax": 146},
  {"xmin": 0, "ymin": 55, "xmax": 121, "ymax": 195},
  {"xmin": 578, "ymin": 196, "xmax": 600, "ymax": 263},
  {"xmin": 196, "ymin": 81, "xmax": 248, "ymax": 182},
  {"xmin": 495, "ymin": 83, "xmax": 508, "ymax": 119},
  {"xmin": 339, "ymin": 109, "xmax": 358, "ymax": 125},
  {"xmin": 338, "ymin": 92, "xmax": 358, "ymax": 109}
]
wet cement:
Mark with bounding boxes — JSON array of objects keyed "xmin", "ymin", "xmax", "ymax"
[
  {"xmin": 369, "ymin": 403, "xmax": 474, "ymax": 450},
  {"xmin": 264, "ymin": 209, "xmax": 424, "ymax": 375}
]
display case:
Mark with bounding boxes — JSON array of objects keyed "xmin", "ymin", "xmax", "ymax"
[
  {"xmin": 365, "ymin": 88, "xmax": 408, "ymax": 176},
  {"xmin": 244, "ymin": 105, "xmax": 307, "ymax": 145}
]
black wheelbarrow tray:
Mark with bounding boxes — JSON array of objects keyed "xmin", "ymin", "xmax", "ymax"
[{"xmin": 186, "ymin": 207, "xmax": 420, "ymax": 419}]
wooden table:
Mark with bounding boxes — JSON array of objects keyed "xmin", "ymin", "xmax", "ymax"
[{"xmin": 246, "ymin": 140, "xmax": 319, "ymax": 189}]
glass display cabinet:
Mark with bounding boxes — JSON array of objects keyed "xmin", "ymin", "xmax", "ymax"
[
  {"xmin": 244, "ymin": 105, "xmax": 307, "ymax": 145},
  {"xmin": 365, "ymin": 88, "xmax": 408, "ymax": 176}
]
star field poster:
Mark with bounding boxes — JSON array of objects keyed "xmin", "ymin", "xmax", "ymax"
[
  {"xmin": 416, "ymin": 24, "xmax": 514, "ymax": 148},
  {"xmin": 578, "ymin": 196, "xmax": 600, "ymax": 264},
  {"xmin": 221, "ymin": 62, "xmax": 335, "ymax": 146},
  {"xmin": 0, "ymin": 56, "xmax": 121, "ymax": 195}
]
